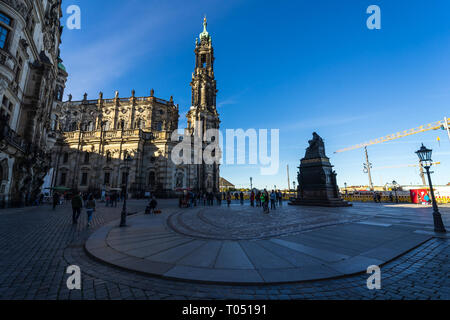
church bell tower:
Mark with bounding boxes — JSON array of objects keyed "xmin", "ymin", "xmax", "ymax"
[{"xmin": 187, "ymin": 17, "xmax": 220, "ymax": 193}]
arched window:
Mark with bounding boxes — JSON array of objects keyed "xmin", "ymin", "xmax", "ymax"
[
  {"xmin": 63, "ymin": 152, "xmax": 69, "ymax": 164},
  {"xmin": 136, "ymin": 119, "xmax": 144, "ymax": 129},
  {"xmin": 119, "ymin": 120, "xmax": 125, "ymax": 130},
  {"xmin": 84, "ymin": 153, "xmax": 90, "ymax": 164},
  {"xmin": 106, "ymin": 151, "xmax": 112, "ymax": 163},
  {"xmin": 104, "ymin": 121, "xmax": 110, "ymax": 131},
  {"xmin": 60, "ymin": 172, "xmax": 67, "ymax": 186},
  {"xmin": 156, "ymin": 122, "xmax": 162, "ymax": 131},
  {"xmin": 87, "ymin": 121, "xmax": 94, "ymax": 131},
  {"xmin": 71, "ymin": 122, "xmax": 78, "ymax": 131},
  {"xmin": 51, "ymin": 114, "xmax": 58, "ymax": 131}
]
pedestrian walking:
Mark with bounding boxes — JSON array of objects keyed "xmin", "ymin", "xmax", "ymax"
[
  {"xmin": 71, "ymin": 192, "xmax": 83, "ymax": 224},
  {"xmin": 240, "ymin": 192, "xmax": 244, "ymax": 205},
  {"xmin": 85, "ymin": 194, "xmax": 96, "ymax": 227},
  {"xmin": 52, "ymin": 192, "xmax": 59, "ymax": 210},
  {"xmin": 261, "ymin": 190, "xmax": 269, "ymax": 214},
  {"xmin": 270, "ymin": 190, "xmax": 277, "ymax": 210},
  {"xmin": 256, "ymin": 192, "xmax": 261, "ymax": 207},
  {"xmin": 424, "ymin": 194, "xmax": 431, "ymax": 205},
  {"xmin": 105, "ymin": 193, "xmax": 110, "ymax": 207},
  {"xmin": 226, "ymin": 192, "xmax": 231, "ymax": 207},
  {"xmin": 112, "ymin": 193, "xmax": 118, "ymax": 207}
]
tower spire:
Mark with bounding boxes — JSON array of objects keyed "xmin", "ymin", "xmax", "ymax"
[{"xmin": 199, "ymin": 16, "xmax": 210, "ymax": 41}]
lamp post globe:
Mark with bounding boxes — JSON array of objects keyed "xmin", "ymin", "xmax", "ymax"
[{"xmin": 415, "ymin": 144, "xmax": 446, "ymax": 233}]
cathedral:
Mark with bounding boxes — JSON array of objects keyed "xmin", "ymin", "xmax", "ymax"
[{"xmin": 51, "ymin": 18, "xmax": 220, "ymax": 198}]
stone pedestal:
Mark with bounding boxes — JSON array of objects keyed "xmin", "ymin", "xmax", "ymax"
[{"xmin": 289, "ymin": 133, "xmax": 351, "ymax": 207}]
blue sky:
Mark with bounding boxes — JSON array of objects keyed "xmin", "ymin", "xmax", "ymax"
[{"xmin": 60, "ymin": 0, "xmax": 450, "ymax": 189}]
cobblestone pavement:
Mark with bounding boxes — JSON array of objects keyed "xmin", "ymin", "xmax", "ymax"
[{"xmin": 0, "ymin": 200, "xmax": 449, "ymax": 300}]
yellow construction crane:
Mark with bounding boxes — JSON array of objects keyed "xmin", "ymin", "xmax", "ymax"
[
  {"xmin": 334, "ymin": 117, "xmax": 450, "ymax": 190},
  {"xmin": 334, "ymin": 117, "xmax": 450, "ymax": 154},
  {"xmin": 374, "ymin": 162, "xmax": 441, "ymax": 185},
  {"xmin": 374, "ymin": 162, "xmax": 441, "ymax": 170}
]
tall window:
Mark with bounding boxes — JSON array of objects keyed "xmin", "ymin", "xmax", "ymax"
[
  {"xmin": 106, "ymin": 152, "xmax": 112, "ymax": 163},
  {"xmin": 104, "ymin": 172, "xmax": 110, "ymax": 185},
  {"xmin": 81, "ymin": 172, "xmax": 88, "ymax": 186},
  {"xmin": 84, "ymin": 153, "xmax": 90, "ymax": 164},
  {"xmin": 1, "ymin": 95, "xmax": 11, "ymax": 125},
  {"xmin": 55, "ymin": 86, "xmax": 64, "ymax": 101},
  {"xmin": 60, "ymin": 173, "xmax": 67, "ymax": 186},
  {"xmin": 103, "ymin": 121, "xmax": 110, "ymax": 131},
  {"xmin": 136, "ymin": 119, "xmax": 143, "ymax": 129},
  {"xmin": 63, "ymin": 153, "xmax": 69, "ymax": 164},
  {"xmin": 0, "ymin": 12, "xmax": 12, "ymax": 49},
  {"xmin": 148, "ymin": 172, "xmax": 156, "ymax": 186}
]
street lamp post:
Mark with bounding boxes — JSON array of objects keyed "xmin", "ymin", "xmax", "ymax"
[
  {"xmin": 140, "ymin": 131, "xmax": 154, "ymax": 197},
  {"xmin": 120, "ymin": 155, "xmax": 132, "ymax": 228},
  {"xmin": 250, "ymin": 177, "xmax": 253, "ymax": 191},
  {"xmin": 415, "ymin": 144, "xmax": 446, "ymax": 233}
]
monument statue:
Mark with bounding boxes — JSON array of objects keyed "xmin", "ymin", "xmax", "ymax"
[
  {"xmin": 304, "ymin": 132, "xmax": 326, "ymax": 159},
  {"xmin": 289, "ymin": 133, "xmax": 351, "ymax": 207}
]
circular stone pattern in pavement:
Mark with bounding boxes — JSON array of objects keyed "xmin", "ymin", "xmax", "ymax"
[
  {"xmin": 85, "ymin": 204, "xmax": 432, "ymax": 284},
  {"xmin": 168, "ymin": 205, "xmax": 359, "ymax": 240}
]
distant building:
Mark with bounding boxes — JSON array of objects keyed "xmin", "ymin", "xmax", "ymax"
[
  {"xmin": 0, "ymin": 0, "xmax": 67, "ymax": 207},
  {"xmin": 219, "ymin": 177, "xmax": 235, "ymax": 191}
]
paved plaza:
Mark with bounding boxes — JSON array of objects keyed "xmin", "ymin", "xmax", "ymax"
[{"xmin": 0, "ymin": 200, "xmax": 449, "ymax": 300}]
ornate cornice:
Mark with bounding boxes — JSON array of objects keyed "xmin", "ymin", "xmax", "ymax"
[{"xmin": 0, "ymin": 0, "xmax": 29, "ymax": 20}]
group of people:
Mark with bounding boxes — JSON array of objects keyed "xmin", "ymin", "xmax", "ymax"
[
  {"xmin": 373, "ymin": 192, "xmax": 400, "ymax": 203},
  {"xmin": 178, "ymin": 189, "xmax": 285, "ymax": 215},
  {"xmin": 105, "ymin": 192, "xmax": 120, "ymax": 207},
  {"xmin": 70, "ymin": 192, "xmax": 97, "ymax": 227},
  {"xmin": 249, "ymin": 190, "xmax": 284, "ymax": 214},
  {"xmin": 179, "ymin": 191, "xmax": 218, "ymax": 208}
]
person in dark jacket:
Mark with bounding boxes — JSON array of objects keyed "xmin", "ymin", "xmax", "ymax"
[
  {"xmin": 52, "ymin": 192, "xmax": 59, "ymax": 210},
  {"xmin": 72, "ymin": 192, "xmax": 83, "ymax": 224},
  {"xmin": 146, "ymin": 196, "xmax": 158, "ymax": 214}
]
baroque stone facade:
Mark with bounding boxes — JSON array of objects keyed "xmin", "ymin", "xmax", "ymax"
[
  {"xmin": 52, "ymin": 18, "xmax": 220, "ymax": 198},
  {"xmin": 0, "ymin": 0, "xmax": 67, "ymax": 206}
]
